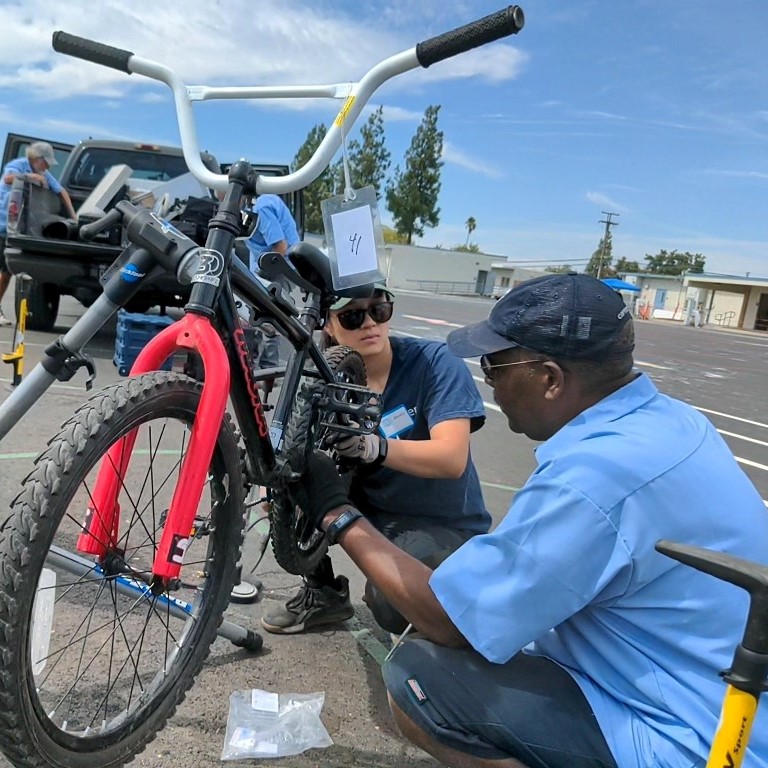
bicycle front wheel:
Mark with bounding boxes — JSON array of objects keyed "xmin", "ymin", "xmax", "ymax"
[{"xmin": 0, "ymin": 372, "xmax": 245, "ymax": 768}]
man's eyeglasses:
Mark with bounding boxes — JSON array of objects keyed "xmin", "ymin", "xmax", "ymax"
[
  {"xmin": 480, "ymin": 355, "xmax": 545, "ymax": 381},
  {"xmin": 336, "ymin": 301, "xmax": 394, "ymax": 331}
]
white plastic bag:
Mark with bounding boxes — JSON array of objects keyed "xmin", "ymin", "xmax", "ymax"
[{"xmin": 221, "ymin": 689, "xmax": 333, "ymax": 760}]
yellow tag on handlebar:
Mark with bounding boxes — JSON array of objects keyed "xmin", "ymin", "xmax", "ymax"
[{"xmin": 334, "ymin": 95, "xmax": 356, "ymax": 128}]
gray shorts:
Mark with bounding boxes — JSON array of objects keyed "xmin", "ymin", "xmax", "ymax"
[{"xmin": 383, "ymin": 640, "xmax": 617, "ymax": 767}]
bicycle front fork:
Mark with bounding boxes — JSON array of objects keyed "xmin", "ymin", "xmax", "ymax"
[{"xmin": 77, "ymin": 313, "xmax": 231, "ymax": 582}]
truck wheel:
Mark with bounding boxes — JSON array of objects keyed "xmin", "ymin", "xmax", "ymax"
[{"xmin": 17, "ymin": 280, "xmax": 60, "ymax": 331}]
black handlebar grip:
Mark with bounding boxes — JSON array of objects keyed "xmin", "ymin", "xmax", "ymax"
[
  {"xmin": 416, "ymin": 5, "xmax": 525, "ymax": 68},
  {"xmin": 52, "ymin": 31, "xmax": 134, "ymax": 74}
]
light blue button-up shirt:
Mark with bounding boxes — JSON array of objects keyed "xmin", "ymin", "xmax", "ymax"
[
  {"xmin": 245, "ymin": 194, "xmax": 299, "ymax": 274},
  {"xmin": 431, "ymin": 374, "xmax": 768, "ymax": 768}
]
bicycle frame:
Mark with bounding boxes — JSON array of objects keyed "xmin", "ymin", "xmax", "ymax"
[{"xmin": 76, "ymin": 176, "xmax": 346, "ymax": 581}]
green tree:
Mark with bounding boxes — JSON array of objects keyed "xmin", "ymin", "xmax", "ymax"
[
  {"xmin": 643, "ymin": 249, "xmax": 706, "ymax": 275},
  {"xmin": 382, "ymin": 225, "xmax": 408, "ymax": 244},
  {"xmin": 465, "ymin": 216, "xmax": 477, "ymax": 245},
  {"xmin": 546, "ymin": 264, "xmax": 577, "ymax": 274},
  {"xmin": 385, "ymin": 105, "xmax": 444, "ymax": 244},
  {"xmin": 585, "ymin": 232, "xmax": 614, "ymax": 277},
  {"xmin": 346, "ymin": 106, "xmax": 391, "ymax": 196},
  {"xmin": 453, "ymin": 243, "xmax": 480, "ymax": 253},
  {"xmin": 292, "ymin": 123, "xmax": 338, "ymax": 233},
  {"xmin": 615, "ymin": 256, "xmax": 641, "ymax": 273}
]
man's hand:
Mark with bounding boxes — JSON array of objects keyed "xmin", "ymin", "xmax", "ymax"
[
  {"xmin": 335, "ymin": 433, "xmax": 382, "ymax": 464},
  {"xmin": 299, "ymin": 451, "xmax": 352, "ymax": 530},
  {"xmin": 27, "ymin": 173, "xmax": 49, "ymax": 189}
]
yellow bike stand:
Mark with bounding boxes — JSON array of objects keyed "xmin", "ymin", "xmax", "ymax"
[{"xmin": 2, "ymin": 278, "xmax": 29, "ymax": 386}]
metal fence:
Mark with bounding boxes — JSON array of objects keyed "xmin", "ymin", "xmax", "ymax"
[{"xmin": 408, "ymin": 280, "xmax": 480, "ymax": 296}]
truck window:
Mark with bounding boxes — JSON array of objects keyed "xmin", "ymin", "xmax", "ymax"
[{"xmin": 68, "ymin": 148, "xmax": 189, "ymax": 190}]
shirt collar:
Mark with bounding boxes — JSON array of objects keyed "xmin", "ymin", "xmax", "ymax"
[{"xmin": 536, "ymin": 372, "xmax": 658, "ymax": 464}]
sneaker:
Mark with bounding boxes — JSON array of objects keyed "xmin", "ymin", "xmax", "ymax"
[
  {"xmin": 261, "ymin": 576, "xmax": 354, "ymax": 634},
  {"xmin": 0, "ymin": 310, "xmax": 11, "ymax": 327}
]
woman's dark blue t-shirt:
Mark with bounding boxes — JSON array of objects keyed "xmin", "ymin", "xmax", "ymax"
[{"xmin": 350, "ymin": 336, "xmax": 490, "ymax": 533}]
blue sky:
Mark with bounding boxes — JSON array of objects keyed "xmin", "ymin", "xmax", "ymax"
[{"xmin": 1, "ymin": 0, "xmax": 767, "ymax": 277}]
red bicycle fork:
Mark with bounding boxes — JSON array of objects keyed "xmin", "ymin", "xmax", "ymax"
[{"xmin": 77, "ymin": 313, "xmax": 231, "ymax": 582}]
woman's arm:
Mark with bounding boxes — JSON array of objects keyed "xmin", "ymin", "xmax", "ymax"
[{"xmin": 383, "ymin": 418, "xmax": 470, "ymax": 479}]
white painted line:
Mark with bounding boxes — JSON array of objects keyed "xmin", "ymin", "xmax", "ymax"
[
  {"xmin": 718, "ymin": 430, "xmax": 768, "ymax": 449},
  {"xmin": 732, "ymin": 340, "xmax": 768, "ymax": 348},
  {"xmin": 696, "ymin": 407, "xmax": 768, "ymax": 431},
  {"xmin": 401, "ymin": 314, "xmax": 463, "ymax": 328},
  {"xmin": 735, "ymin": 456, "xmax": 768, "ymax": 473},
  {"xmin": 635, "ymin": 360, "xmax": 673, "ymax": 370},
  {"xmin": 0, "ymin": 376, "xmax": 87, "ymax": 392}
]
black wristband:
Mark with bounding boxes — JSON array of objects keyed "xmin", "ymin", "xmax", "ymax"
[
  {"xmin": 325, "ymin": 507, "xmax": 363, "ymax": 545},
  {"xmin": 371, "ymin": 436, "xmax": 388, "ymax": 467}
]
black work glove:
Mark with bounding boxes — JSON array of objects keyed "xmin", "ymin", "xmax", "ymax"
[{"xmin": 300, "ymin": 450, "xmax": 353, "ymax": 530}]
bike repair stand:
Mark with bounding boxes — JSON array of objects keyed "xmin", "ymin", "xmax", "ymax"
[{"xmin": 1, "ymin": 275, "xmax": 31, "ymax": 386}]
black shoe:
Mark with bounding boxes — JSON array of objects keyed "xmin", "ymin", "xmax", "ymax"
[{"xmin": 261, "ymin": 576, "xmax": 354, "ymax": 634}]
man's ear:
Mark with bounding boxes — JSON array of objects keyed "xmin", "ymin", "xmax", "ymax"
[{"xmin": 541, "ymin": 360, "xmax": 566, "ymax": 401}]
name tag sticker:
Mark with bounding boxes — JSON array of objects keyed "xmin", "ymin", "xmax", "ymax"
[{"xmin": 380, "ymin": 405, "xmax": 414, "ymax": 439}]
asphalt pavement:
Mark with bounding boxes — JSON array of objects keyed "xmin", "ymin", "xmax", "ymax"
[{"xmin": 0, "ymin": 291, "xmax": 766, "ymax": 768}]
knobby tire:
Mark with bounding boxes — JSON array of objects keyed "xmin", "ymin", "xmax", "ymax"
[{"xmin": 0, "ymin": 372, "xmax": 245, "ymax": 768}]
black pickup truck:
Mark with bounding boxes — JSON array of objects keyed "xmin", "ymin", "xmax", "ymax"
[{"xmin": 2, "ymin": 133, "xmax": 303, "ymax": 330}]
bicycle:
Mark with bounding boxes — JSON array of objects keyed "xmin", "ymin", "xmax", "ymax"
[
  {"xmin": 655, "ymin": 540, "xmax": 768, "ymax": 768},
  {"xmin": 0, "ymin": 7, "xmax": 525, "ymax": 768}
]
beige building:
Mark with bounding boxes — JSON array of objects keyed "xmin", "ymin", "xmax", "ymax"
[
  {"xmin": 620, "ymin": 272, "xmax": 768, "ymax": 330},
  {"xmin": 305, "ymin": 234, "xmax": 497, "ymax": 295},
  {"xmin": 303, "ymin": 234, "xmax": 768, "ymax": 331}
]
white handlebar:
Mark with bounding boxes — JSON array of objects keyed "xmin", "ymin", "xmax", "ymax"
[{"xmin": 128, "ymin": 49, "xmax": 421, "ymax": 194}]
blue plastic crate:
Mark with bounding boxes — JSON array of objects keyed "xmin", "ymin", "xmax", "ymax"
[{"xmin": 113, "ymin": 310, "xmax": 176, "ymax": 376}]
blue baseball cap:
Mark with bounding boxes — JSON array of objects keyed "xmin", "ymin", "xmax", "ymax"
[{"xmin": 447, "ymin": 273, "xmax": 633, "ymax": 360}]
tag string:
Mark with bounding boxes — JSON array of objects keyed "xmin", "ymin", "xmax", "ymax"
[{"xmin": 340, "ymin": 123, "xmax": 356, "ymax": 203}]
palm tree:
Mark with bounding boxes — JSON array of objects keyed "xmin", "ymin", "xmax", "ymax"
[{"xmin": 465, "ymin": 216, "xmax": 477, "ymax": 245}]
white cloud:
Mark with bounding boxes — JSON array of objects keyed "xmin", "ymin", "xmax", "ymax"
[
  {"xmin": 0, "ymin": 1, "xmax": 527, "ymax": 101},
  {"xmin": 585, "ymin": 191, "xmax": 628, "ymax": 213},
  {"xmin": 442, "ymin": 141, "xmax": 503, "ymax": 178},
  {"xmin": 703, "ymin": 169, "xmax": 768, "ymax": 181},
  {"xmin": 380, "ymin": 105, "xmax": 424, "ymax": 123}
]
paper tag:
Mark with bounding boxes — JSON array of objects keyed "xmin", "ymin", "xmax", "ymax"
[
  {"xmin": 251, "ymin": 689, "xmax": 279, "ymax": 713},
  {"xmin": 321, "ymin": 185, "xmax": 385, "ymax": 291},
  {"xmin": 230, "ymin": 726, "xmax": 256, "ymax": 750},
  {"xmin": 255, "ymin": 741, "xmax": 279, "ymax": 755},
  {"xmin": 331, "ymin": 206, "xmax": 378, "ymax": 278}
]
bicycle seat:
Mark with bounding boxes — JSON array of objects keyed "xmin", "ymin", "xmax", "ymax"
[
  {"xmin": 287, "ymin": 242, "xmax": 333, "ymax": 293},
  {"xmin": 286, "ymin": 242, "xmax": 383, "ymax": 302}
]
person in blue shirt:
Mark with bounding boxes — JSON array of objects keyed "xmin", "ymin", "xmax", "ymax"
[
  {"xmin": 261, "ymin": 285, "xmax": 490, "ymax": 635},
  {"xmin": 0, "ymin": 142, "xmax": 76, "ymax": 326},
  {"xmin": 244, "ymin": 194, "xmax": 300, "ymax": 383},
  {"xmin": 293, "ymin": 273, "xmax": 768, "ymax": 768}
]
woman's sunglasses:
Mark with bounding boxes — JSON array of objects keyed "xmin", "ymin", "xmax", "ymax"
[{"xmin": 336, "ymin": 301, "xmax": 394, "ymax": 331}]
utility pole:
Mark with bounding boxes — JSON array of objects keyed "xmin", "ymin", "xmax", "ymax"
[{"xmin": 597, "ymin": 211, "xmax": 619, "ymax": 279}]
